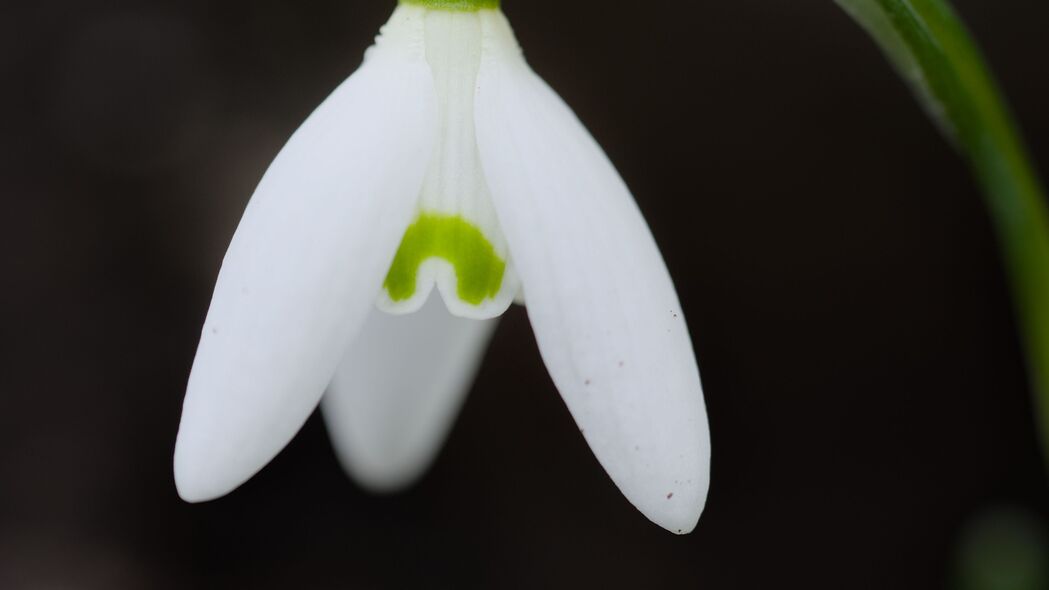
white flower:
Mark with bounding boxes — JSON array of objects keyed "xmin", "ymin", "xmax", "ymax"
[{"xmin": 174, "ymin": 0, "xmax": 710, "ymax": 534}]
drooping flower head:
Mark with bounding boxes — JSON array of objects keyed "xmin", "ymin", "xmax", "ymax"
[{"xmin": 175, "ymin": 0, "xmax": 711, "ymax": 534}]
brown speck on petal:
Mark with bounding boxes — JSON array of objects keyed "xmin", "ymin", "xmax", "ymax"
[{"xmin": 666, "ymin": 493, "xmax": 674, "ymax": 499}]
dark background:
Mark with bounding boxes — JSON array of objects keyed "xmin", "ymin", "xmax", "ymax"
[{"xmin": 2, "ymin": 0, "xmax": 1048, "ymax": 587}]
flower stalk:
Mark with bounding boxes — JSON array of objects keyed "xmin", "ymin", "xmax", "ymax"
[{"xmin": 401, "ymin": 0, "xmax": 500, "ymax": 11}]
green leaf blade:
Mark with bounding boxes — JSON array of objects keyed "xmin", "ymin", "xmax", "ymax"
[{"xmin": 836, "ymin": 0, "xmax": 1049, "ymax": 457}]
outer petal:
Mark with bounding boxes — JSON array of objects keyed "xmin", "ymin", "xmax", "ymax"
[
  {"xmin": 474, "ymin": 12, "xmax": 710, "ymax": 534},
  {"xmin": 321, "ymin": 296, "xmax": 496, "ymax": 492},
  {"xmin": 174, "ymin": 8, "xmax": 436, "ymax": 503}
]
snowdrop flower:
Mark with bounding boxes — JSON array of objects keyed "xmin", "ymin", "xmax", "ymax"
[{"xmin": 175, "ymin": 0, "xmax": 710, "ymax": 534}]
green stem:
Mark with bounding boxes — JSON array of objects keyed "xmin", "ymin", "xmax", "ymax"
[
  {"xmin": 400, "ymin": 0, "xmax": 500, "ymax": 11},
  {"xmin": 836, "ymin": 0, "xmax": 1049, "ymax": 458}
]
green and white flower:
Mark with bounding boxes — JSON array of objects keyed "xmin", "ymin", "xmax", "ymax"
[{"xmin": 174, "ymin": 0, "xmax": 710, "ymax": 533}]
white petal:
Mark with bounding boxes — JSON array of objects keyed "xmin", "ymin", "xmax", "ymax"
[
  {"xmin": 474, "ymin": 12, "xmax": 710, "ymax": 534},
  {"xmin": 174, "ymin": 7, "xmax": 436, "ymax": 503},
  {"xmin": 321, "ymin": 296, "xmax": 496, "ymax": 492}
]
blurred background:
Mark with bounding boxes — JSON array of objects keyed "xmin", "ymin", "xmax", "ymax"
[{"xmin": 2, "ymin": 0, "xmax": 1048, "ymax": 587}]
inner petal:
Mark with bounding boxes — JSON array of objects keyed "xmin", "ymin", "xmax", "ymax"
[{"xmin": 377, "ymin": 7, "xmax": 519, "ymax": 320}]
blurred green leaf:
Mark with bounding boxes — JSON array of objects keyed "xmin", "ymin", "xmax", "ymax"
[
  {"xmin": 835, "ymin": 0, "xmax": 1049, "ymax": 460},
  {"xmin": 955, "ymin": 507, "xmax": 1049, "ymax": 590}
]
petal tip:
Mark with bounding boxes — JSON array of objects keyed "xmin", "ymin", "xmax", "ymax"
[
  {"xmin": 346, "ymin": 467, "xmax": 422, "ymax": 496},
  {"xmin": 655, "ymin": 506, "xmax": 704, "ymax": 536},
  {"xmin": 326, "ymin": 431, "xmax": 436, "ymax": 495},
  {"xmin": 173, "ymin": 464, "xmax": 227, "ymax": 504},
  {"xmin": 174, "ymin": 477, "xmax": 222, "ymax": 504},
  {"xmin": 640, "ymin": 485, "xmax": 707, "ymax": 535},
  {"xmin": 615, "ymin": 456, "xmax": 709, "ymax": 535},
  {"xmin": 173, "ymin": 432, "xmax": 246, "ymax": 504}
]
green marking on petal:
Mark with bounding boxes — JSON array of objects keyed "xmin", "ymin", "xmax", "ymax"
[
  {"xmin": 384, "ymin": 213, "xmax": 507, "ymax": 306},
  {"xmin": 400, "ymin": 0, "xmax": 500, "ymax": 12}
]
